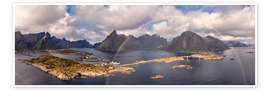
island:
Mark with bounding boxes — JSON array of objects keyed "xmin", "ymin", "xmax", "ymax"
[
  {"xmin": 121, "ymin": 56, "xmax": 184, "ymax": 67},
  {"xmin": 150, "ymin": 75, "xmax": 164, "ymax": 79},
  {"xmin": 171, "ymin": 65, "xmax": 193, "ymax": 70},
  {"xmin": 23, "ymin": 55, "xmax": 135, "ymax": 80},
  {"xmin": 191, "ymin": 52, "xmax": 224, "ymax": 60}
]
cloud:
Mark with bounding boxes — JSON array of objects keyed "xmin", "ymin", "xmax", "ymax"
[
  {"xmin": 71, "ymin": 5, "xmax": 158, "ymax": 30},
  {"xmin": 15, "ymin": 5, "xmax": 255, "ymax": 44},
  {"xmin": 15, "ymin": 5, "xmax": 66, "ymax": 33},
  {"xmin": 139, "ymin": 5, "xmax": 255, "ymax": 43}
]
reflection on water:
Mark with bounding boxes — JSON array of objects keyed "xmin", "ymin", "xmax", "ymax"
[{"xmin": 15, "ymin": 47, "xmax": 255, "ymax": 85}]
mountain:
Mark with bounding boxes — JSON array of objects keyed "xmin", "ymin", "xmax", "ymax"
[
  {"xmin": 168, "ymin": 31, "xmax": 228, "ymax": 52},
  {"xmin": 96, "ymin": 30, "xmax": 127, "ymax": 52},
  {"xmin": 137, "ymin": 34, "xmax": 167, "ymax": 49},
  {"xmin": 93, "ymin": 42, "xmax": 102, "ymax": 48},
  {"xmin": 168, "ymin": 31, "xmax": 207, "ymax": 52},
  {"xmin": 204, "ymin": 36, "xmax": 229, "ymax": 51},
  {"xmin": 70, "ymin": 40, "xmax": 92, "ymax": 48},
  {"xmin": 96, "ymin": 30, "xmax": 167, "ymax": 52},
  {"xmin": 15, "ymin": 31, "xmax": 93, "ymax": 51},
  {"xmin": 224, "ymin": 41, "xmax": 250, "ymax": 47}
]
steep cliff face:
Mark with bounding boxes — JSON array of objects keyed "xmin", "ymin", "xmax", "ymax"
[
  {"xmin": 168, "ymin": 31, "xmax": 228, "ymax": 52},
  {"xmin": 16, "ymin": 31, "xmax": 48, "ymax": 50},
  {"xmin": 96, "ymin": 30, "xmax": 168, "ymax": 52},
  {"xmin": 137, "ymin": 34, "xmax": 167, "ymax": 49},
  {"xmin": 168, "ymin": 31, "xmax": 207, "ymax": 52},
  {"xmin": 120, "ymin": 35, "xmax": 142, "ymax": 51},
  {"xmin": 204, "ymin": 36, "xmax": 229, "ymax": 51},
  {"xmin": 15, "ymin": 31, "xmax": 93, "ymax": 51},
  {"xmin": 96, "ymin": 30, "xmax": 127, "ymax": 52}
]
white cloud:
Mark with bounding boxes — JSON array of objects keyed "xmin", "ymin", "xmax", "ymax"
[
  {"xmin": 15, "ymin": 5, "xmax": 255, "ymax": 44},
  {"xmin": 139, "ymin": 5, "xmax": 255, "ymax": 42},
  {"xmin": 15, "ymin": 5, "xmax": 66, "ymax": 33},
  {"xmin": 72, "ymin": 5, "xmax": 158, "ymax": 30}
]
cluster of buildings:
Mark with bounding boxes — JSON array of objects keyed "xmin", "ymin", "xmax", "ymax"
[{"xmin": 79, "ymin": 55, "xmax": 120, "ymax": 69}]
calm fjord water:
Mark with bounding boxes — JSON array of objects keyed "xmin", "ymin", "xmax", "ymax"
[{"xmin": 15, "ymin": 47, "xmax": 255, "ymax": 85}]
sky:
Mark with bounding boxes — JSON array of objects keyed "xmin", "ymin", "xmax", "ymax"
[{"xmin": 15, "ymin": 5, "xmax": 255, "ymax": 44}]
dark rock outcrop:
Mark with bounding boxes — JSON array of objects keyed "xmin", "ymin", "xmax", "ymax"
[
  {"xmin": 96, "ymin": 30, "xmax": 167, "ymax": 52},
  {"xmin": 168, "ymin": 31, "xmax": 228, "ymax": 52},
  {"xmin": 15, "ymin": 31, "xmax": 93, "ymax": 51}
]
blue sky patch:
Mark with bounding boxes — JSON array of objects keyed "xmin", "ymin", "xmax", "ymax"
[
  {"xmin": 143, "ymin": 19, "xmax": 168, "ymax": 30},
  {"xmin": 174, "ymin": 5, "xmax": 215, "ymax": 14},
  {"xmin": 66, "ymin": 5, "xmax": 75, "ymax": 15}
]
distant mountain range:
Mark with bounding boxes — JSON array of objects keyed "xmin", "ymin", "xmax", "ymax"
[
  {"xmin": 224, "ymin": 40, "xmax": 251, "ymax": 47},
  {"xmin": 15, "ymin": 30, "xmax": 250, "ymax": 52},
  {"xmin": 15, "ymin": 31, "xmax": 93, "ymax": 51},
  {"xmin": 96, "ymin": 30, "xmax": 228, "ymax": 52},
  {"xmin": 96, "ymin": 30, "xmax": 167, "ymax": 52}
]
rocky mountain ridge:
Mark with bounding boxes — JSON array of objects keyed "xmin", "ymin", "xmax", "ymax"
[
  {"xmin": 96, "ymin": 30, "xmax": 168, "ymax": 52},
  {"xmin": 168, "ymin": 31, "xmax": 229, "ymax": 52},
  {"xmin": 97, "ymin": 30, "xmax": 229, "ymax": 53},
  {"xmin": 15, "ymin": 31, "xmax": 93, "ymax": 51}
]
